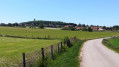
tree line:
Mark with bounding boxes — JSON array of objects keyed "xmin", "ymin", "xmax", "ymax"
[
  {"xmin": 0, "ymin": 20, "xmax": 76, "ymax": 28},
  {"xmin": 0, "ymin": 19, "xmax": 119, "ymax": 30}
]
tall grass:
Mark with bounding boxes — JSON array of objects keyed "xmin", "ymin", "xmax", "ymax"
[
  {"xmin": 48, "ymin": 40, "xmax": 84, "ymax": 67},
  {"xmin": 103, "ymin": 37, "xmax": 119, "ymax": 53}
]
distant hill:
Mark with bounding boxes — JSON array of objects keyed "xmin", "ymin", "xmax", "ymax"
[{"xmin": 21, "ymin": 20, "xmax": 77, "ymax": 28}]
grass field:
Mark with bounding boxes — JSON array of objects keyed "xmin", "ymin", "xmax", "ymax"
[
  {"xmin": 0, "ymin": 26, "xmax": 119, "ymax": 39},
  {"xmin": 103, "ymin": 37, "xmax": 119, "ymax": 53},
  {"xmin": 0, "ymin": 37, "xmax": 59, "ymax": 57},
  {"xmin": 0, "ymin": 26, "xmax": 119, "ymax": 67}
]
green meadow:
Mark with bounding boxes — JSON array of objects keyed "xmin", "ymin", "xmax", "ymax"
[
  {"xmin": 0, "ymin": 26, "xmax": 119, "ymax": 39},
  {"xmin": 0, "ymin": 26, "xmax": 119, "ymax": 57},
  {"xmin": 0, "ymin": 37, "xmax": 59, "ymax": 57}
]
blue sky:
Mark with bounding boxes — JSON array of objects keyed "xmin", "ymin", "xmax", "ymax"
[{"xmin": 0, "ymin": 0, "xmax": 119, "ymax": 26}]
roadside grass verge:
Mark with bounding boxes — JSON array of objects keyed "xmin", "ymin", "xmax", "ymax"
[
  {"xmin": 103, "ymin": 37, "xmax": 119, "ymax": 53},
  {"xmin": 47, "ymin": 40, "xmax": 85, "ymax": 67}
]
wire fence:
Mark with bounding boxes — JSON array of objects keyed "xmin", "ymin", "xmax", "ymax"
[
  {"xmin": 0, "ymin": 34, "xmax": 60, "ymax": 40},
  {"xmin": 0, "ymin": 37, "xmax": 77, "ymax": 67}
]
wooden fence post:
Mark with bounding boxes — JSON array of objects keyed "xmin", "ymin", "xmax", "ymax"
[
  {"xmin": 41, "ymin": 48, "xmax": 44, "ymax": 61},
  {"xmin": 57, "ymin": 44, "xmax": 59, "ymax": 53},
  {"xmin": 41, "ymin": 48, "xmax": 45, "ymax": 67},
  {"xmin": 61, "ymin": 42, "xmax": 62, "ymax": 52},
  {"xmin": 51, "ymin": 45, "xmax": 53, "ymax": 59},
  {"xmin": 22, "ymin": 53, "xmax": 26, "ymax": 67},
  {"xmin": 64, "ymin": 42, "xmax": 65, "ymax": 46}
]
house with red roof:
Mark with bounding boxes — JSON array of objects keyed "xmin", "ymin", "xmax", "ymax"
[
  {"xmin": 64, "ymin": 25, "xmax": 73, "ymax": 28},
  {"xmin": 75, "ymin": 26, "xmax": 104, "ymax": 31}
]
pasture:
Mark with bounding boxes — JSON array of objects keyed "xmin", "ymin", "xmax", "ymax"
[
  {"xmin": 0, "ymin": 26, "xmax": 119, "ymax": 39},
  {"xmin": 0, "ymin": 37, "xmax": 59, "ymax": 57},
  {"xmin": 0, "ymin": 26, "xmax": 119, "ymax": 57}
]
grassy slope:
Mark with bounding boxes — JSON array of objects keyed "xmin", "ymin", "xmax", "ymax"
[
  {"xmin": 0, "ymin": 26, "xmax": 119, "ymax": 39},
  {"xmin": 48, "ymin": 40, "xmax": 84, "ymax": 67},
  {"xmin": 103, "ymin": 37, "xmax": 119, "ymax": 53},
  {"xmin": 0, "ymin": 37, "xmax": 59, "ymax": 57}
]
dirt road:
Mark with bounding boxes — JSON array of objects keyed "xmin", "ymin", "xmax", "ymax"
[{"xmin": 81, "ymin": 38, "xmax": 119, "ymax": 67}]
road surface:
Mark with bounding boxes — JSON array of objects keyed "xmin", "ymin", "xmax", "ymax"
[{"xmin": 81, "ymin": 38, "xmax": 119, "ymax": 67}]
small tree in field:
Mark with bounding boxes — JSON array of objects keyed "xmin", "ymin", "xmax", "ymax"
[
  {"xmin": 38, "ymin": 23, "xmax": 44, "ymax": 29},
  {"xmin": 68, "ymin": 26, "xmax": 75, "ymax": 31},
  {"xmin": 87, "ymin": 27, "xmax": 93, "ymax": 32}
]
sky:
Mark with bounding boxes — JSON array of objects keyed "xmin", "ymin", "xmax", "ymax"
[{"xmin": 0, "ymin": 0, "xmax": 119, "ymax": 26}]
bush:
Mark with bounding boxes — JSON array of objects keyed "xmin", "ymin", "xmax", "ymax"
[
  {"xmin": 38, "ymin": 23, "xmax": 44, "ymax": 29},
  {"xmin": 81, "ymin": 28, "xmax": 87, "ymax": 31},
  {"xmin": 62, "ymin": 36, "xmax": 72, "ymax": 48},
  {"xmin": 68, "ymin": 26, "xmax": 75, "ymax": 31}
]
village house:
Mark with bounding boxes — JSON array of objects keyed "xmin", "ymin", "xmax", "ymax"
[
  {"xmin": 75, "ymin": 27, "xmax": 86, "ymax": 30},
  {"xmin": 91, "ymin": 27, "xmax": 99, "ymax": 30},
  {"xmin": 75, "ymin": 26, "xmax": 104, "ymax": 31},
  {"xmin": 64, "ymin": 25, "xmax": 73, "ymax": 28},
  {"xmin": 63, "ymin": 25, "xmax": 105, "ymax": 31},
  {"xmin": 98, "ymin": 27, "xmax": 105, "ymax": 30}
]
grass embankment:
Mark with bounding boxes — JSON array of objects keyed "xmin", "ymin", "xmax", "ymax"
[
  {"xmin": 0, "ymin": 26, "xmax": 119, "ymax": 39},
  {"xmin": 103, "ymin": 37, "xmax": 119, "ymax": 53},
  {"xmin": 0, "ymin": 37, "xmax": 59, "ymax": 57},
  {"xmin": 48, "ymin": 40, "xmax": 84, "ymax": 67}
]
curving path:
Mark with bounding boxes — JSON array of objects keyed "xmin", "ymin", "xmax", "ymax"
[{"xmin": 81, "ymin": 38, "xmax": 119, "ymax": 67}]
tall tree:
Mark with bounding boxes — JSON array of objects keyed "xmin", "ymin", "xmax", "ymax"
[
  {"xmin": 102, "ymin": 26, "xmax": 107, "ymax": 30},
  {"xmin": 38, "ymin": 23, "xmax": 44, "ymax": 29},
  {"xmin": 8, "ymin": 23, "xmax": 12, "ymax": 26},
  {"xmin": 34, "ymin": 18, "xmax": 36, "ymax": 21},
  {"xmin": 113, "ymin": 25, "xmax": 119, "ymax": 30},
  {"xmin": 87, "ymin": 27, "xmax": 93, "ymax": 32},
  {"xmin": 78, "ymin": 23, "xmax": 81, "ymax": 27}
]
